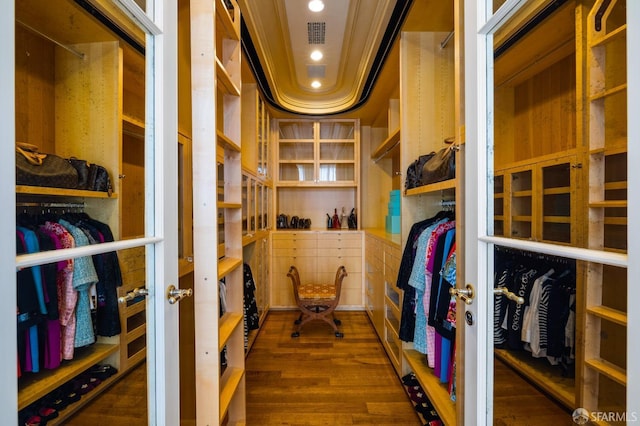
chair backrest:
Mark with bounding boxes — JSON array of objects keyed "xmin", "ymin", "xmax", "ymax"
[
  {"xmin": 333, "ymin": 265, "xmax": 348, "ymax": 295},
  {"xmin": 287, "ymin": 265, "xmax": 302, "ymax": 302}
]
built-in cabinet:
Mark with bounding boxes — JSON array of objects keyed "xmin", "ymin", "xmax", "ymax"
[
  {"xmin": 275, "ymin": 119, "xmax": 360, "ymax": 235},
  {"xmin": 271, "ymin": 118, "xmax": 362, "ymax": 315},
  {"xmin": 364, "ymin": 231, "xmax": 403, "ymax": 374},
  {"xmin": 271, "ymin": 231, "xmax": 363, "ymax": 309},
  {"xmin": 241, "ymin": 83, "xmax": 273, "ymax": 352}
]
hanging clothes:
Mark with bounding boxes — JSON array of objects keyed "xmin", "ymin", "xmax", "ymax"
[
  {"xmin": 397, "ymin": 210, "xmax": 454, "ymax": 342},
  {"xmin": 493, "ymin": 247, "xmax": 576, "ymax": 374},
  {"xmin": 243, "ymin": 263, "xmax": 260, "ymax": 350},
  {"xmin": 16, "ymin": 210, "xmax": 123, "ymax": 377}
]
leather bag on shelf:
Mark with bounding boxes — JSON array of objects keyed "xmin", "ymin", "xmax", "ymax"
[
  {"xmin": 88, "ymin": 163, "xmax": 113, "ymax": 194},
  {"xmin": 69, "ymin": 157, "xmax": 91, "ymax": 189},
  {"xmin": 405, "ymin": 152, "xmax": 435, "ymax": 190},
  {"xmin": 420, "ymin": 145, "xmax": 455, "ymax": 185},
  {"xmin": 15, "ymin": 144, "xmax": 78, "ymax": 189}
]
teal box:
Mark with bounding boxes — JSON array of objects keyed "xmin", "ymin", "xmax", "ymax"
[
  {"xmin": 385, "ymin": 215, "xmax": 401, "ymax": 234},
  {"xmin": 389, "ymin": 189, "xmax": 401, "ymax": 200},
  {"xmin": 388, "ymin": 205, "xmax": 401, "ymax": 216}
]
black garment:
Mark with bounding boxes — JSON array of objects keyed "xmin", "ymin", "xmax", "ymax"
[
  {"xmin": 506, "ymin": 266, "xmax": 538, "ymax": 350},
  {"xmin": 80, "ymin": 218, "xmax": 123, "ymax": 337},
  {"xmin": 36, "ymin": 228, "xmax": 59, "ymax": 320},
  {"xmin": 243, "ymin": 263, "xmax": 260, "ymax": 332},
  {"xmin": 546, "ymin": 272, "xmax": 575, "ymax": 358}
]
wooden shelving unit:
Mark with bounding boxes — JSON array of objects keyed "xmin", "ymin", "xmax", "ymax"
[
  {"xmin": 190, "ymin": 0, "xmax": 245, "ymax": 423},
  {"xmin": 583, "ymin": 0, "xmax": 628, "ymax": 419}
]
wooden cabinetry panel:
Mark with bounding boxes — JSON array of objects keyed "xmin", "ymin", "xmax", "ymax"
[{"xmin": 271, "ymin": 231, "xmax": 363, "ymax": 309}]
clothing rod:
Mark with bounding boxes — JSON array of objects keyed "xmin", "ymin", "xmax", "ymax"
[
  {"xmin": 440, "ymin": 31, "xmax": 454, "ymax": 49},
  {"xmin": 373, "ymin": 140, "xmax": 400, "ymax": 163},
  {"xmin": 16, "ymin": 19, "xmax": 85, "ymax": 59},
  {"xmin": 17, "ymin": 201, "xmax": 86, "ymax": 209}
]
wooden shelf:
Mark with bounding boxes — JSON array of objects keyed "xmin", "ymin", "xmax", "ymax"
[
  {"xmin": 543, "ymin": 187, "xmax": 570, "ymax": 195},
  {"xmin": 216, "ymin": 58, "xmax": 241, "ymax": 97},
  {"xmin": 364, "ymin": 228, "xmax": 402, "ymax": 246},
  {"xmin": 404, "ymin": 349, "xmax": 456, "ymax": 426},
  {"xmin": 603, "ymin": 217, "xmax": 627, "ymax": 226},
  {"xmin": 589, "ymin": 83, "xmax": 627, "ymax": 101},
  {"xmin": 589, "ymin": 200, "xmax": 627, "ymax": 208},
  {"xmin": 215, "ymin": 0, "xmax": 240, "ymax": 41},
  {"xmin": 584, "ymin": 357, "xmax": 626, "ymax": 386},
  {"xmin": 590, "ymin": 24, "xmax": 626, "ymax": 47},
  {"xmin": 219, "ymin": 312, "xmax": 243, "ymax": 351},
  {"xmin": 542, "ymin": 216, "xmax": 571, "ymax": 223},
  {"xmin": 242, "ymin": 230, "xmax": 269, "ymax": 247},
  {"xmin": 371, "ymin": 127, "xmax": 400, "ymax": 160},
  {"xmin": 218, "ymin": 256, "xmax": 243, "ymax": 279},
  {"xmin": 18, "ymin": 343, "xmax": 119, "ymax": 410},
  {"xmin": 16, "ymin": 185, "xmax": 118, "ymax": 198},
  {"xmin": 219, "ymin": 367, "xmax": 244, "ymax": 423},
  {"xmin": 494, "ymin": 348, "xmax": 574, "ymax": 409},
  {"xmin": 586, "ymin": 305, "xmax": 627, "ymax": 326},
  {"xmin": 405, "ymin": 178, "xmax": 455, "ymax": 196},
  {"xmin": 218, "ymin": 202, "xmax": 242, "ymax": 209},
  {"xmin": 217, "ymin": 129, "xmax": 241, "ymax": 152}
]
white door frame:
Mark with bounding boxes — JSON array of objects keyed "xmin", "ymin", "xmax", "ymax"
[{"xmin": 464, "ymin": 0, "xmax": 640, "ymax": 424}]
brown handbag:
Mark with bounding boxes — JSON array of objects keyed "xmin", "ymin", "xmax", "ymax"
[
  {"xmin": 15, "ymin": 144, "xmax": 78, "ymax": 189},
  {"xmin": 420, "ymin": 145, "xmax": 456, "ymax": 185}
]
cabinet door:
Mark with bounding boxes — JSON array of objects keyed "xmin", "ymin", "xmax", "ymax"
[
  {"xmin": 272, "ymin": 232, "xmax": 317, "ymax": 307},
  {"xmin": 317, "ymin": 232, "xmax": 362, "ymax": 307},
  {"xmin": 277, "ymin": 119, "xmax": 359, "ymax": 185},
  {"xmin": 317, "ymin": 121, "xmax": 357, "ymax": 184},
  {"xmin": 277, "ymin": 121, "xmax": 315, "ymax": 183}
]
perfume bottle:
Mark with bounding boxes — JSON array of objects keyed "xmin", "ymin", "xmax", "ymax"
[{"xmin": 332, "ymin": 208, "xmax": 341, "ymax": 229}]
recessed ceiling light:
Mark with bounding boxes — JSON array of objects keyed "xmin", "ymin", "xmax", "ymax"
[
  {"xmin": 310, "ymin": 50, "xmax": 323, "ymax": 61},
  {"xmin": 308, "ymin": 0, "xmax": 324, "ymax": 12},
  {"xmin": 311, "ymin": 80, "xmax": 322, "ymax": 88}
]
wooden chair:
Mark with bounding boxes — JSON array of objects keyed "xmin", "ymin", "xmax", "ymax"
[{"xmin": 288, "ymin": 265, "xmax": 348, "ymax": 338}]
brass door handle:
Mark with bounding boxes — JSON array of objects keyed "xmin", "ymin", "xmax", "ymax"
[
  {"xmin": 168, "ymin": 284, "xmax": 193, "ymax": 304},
  {"xmin": 494, "ymin": 287, "xmax": 525, "ymax": 305},
  {"xmin": 118, "ymin": 287, "xmax": 149, "ymax": 304},
  {"xmin": 449, "ymin": 284, "xmax": 474, "ymax": 305}
]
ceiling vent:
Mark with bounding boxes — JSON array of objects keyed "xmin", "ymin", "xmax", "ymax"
[
  {"xmin": 307, "ymin": 22, "xmax": 326, "ymax": 44},
  {"xmin": 307, "ymin": 64, "xmax": 326, "ymax": 78}
]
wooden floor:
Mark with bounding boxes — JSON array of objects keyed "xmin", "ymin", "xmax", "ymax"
[
  {"xmin": 64, "ymin": 310, "xmax": 574, "ymax": 425},
  {"xmin": 245, "ymin": 311, "xmax": 422, "ymax": 426}
]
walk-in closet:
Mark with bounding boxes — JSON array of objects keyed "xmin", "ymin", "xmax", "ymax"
[{"xmin": 5, "ymin": 0, "xmax": 639, "ymax": 425}]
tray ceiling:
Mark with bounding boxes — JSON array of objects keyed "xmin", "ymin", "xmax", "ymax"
[{"xmin": 239, "ymin": 0, "xmax": 414, "ymax": 116}]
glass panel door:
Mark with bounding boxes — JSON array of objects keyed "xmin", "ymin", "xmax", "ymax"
[
  {"xmin": 464, "ymin": 0, "xmax": 638, "ymax": 424},
  {"xmin": 6, "ymin": 0, "xmax": 180, "ymax": 424}
]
